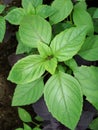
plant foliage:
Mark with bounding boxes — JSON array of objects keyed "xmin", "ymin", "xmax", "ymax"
[{"xmin": 1, "ymin": 0, "xmax": 98, "ymax": 129}]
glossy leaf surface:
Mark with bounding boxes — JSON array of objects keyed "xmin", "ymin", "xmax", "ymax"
[
  {"xmin": 36, "ymin": 5, "xmax": 55, "ymax": 18},
  {"xmin": 38, "ymin": 42, "xmax": 52, "ymax": 58},
  {"xmin": 12, "ymin": 78, "xmax": 44, "ymax": 106},
  {"xmin": 19, "ymin": 15, "xmax": 51, "ymax": 48},
  {"xmin": 44, "ymin": 57, "xmax": 57, "ymax": 74},
  {"xmin": 8, "ymin": 55, "xmax": 45, "ymax": 84},
  {"xmin": 50, "ymin": 26, "xmax": 86, "ymax": 61},
  {"xmin": 74, "ymin": 66, "xmax": 98, "ymax": 110},
  {"xmin": 5, "ymin": 8, "xmax": 25, "ymax": 25},
  {"xmin": 44, "ymin": 71, "xmax": 83, "ymax": 130},
  {"xmin": 73, "ymin": 4, "xmax": 94, "ymax": 35},
  {"xmin": 38, "ymin": 42, "xmax": 57, "ymax": 74},
  {"xmin": 49, "ymin": 0, "xmax": 73, "ymax": 24},
  {"xmin": 78, "ymin": 35, "xmax": 98, "ymax": 61}
]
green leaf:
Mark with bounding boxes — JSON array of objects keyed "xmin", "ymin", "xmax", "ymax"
[
  {"xmin": 12, "ymin": 78, "xmax": 44, "ymax": 106},
  {"xmin": 34, "ymin": 116, "xmax": 43, "ymax": 121},
  {"xmin": 8, "ymin": 55, "xmax": 45, "ymax": 84},
  {"xmin": 19, "ymin": 15, "xmax": 52, "ymax": 48},
  {"xmin": 57, "ymin": 64, "xmax": 66, "ymax": 73},
  {"xmin": 74, "ymin": 66, "xmax": 98, "ymax": 110},
  {"xmin": 89, "ymin": 118, "xmax": 98, "ymax": 130},
  {"xmin": 53, "ymin": 22, "xmax": 74, "ymax": 35},
  {"xmin": 23, "ymin": 123, "xmax": 32, "ymax": 130},
  {"xmin": 49, "ymin": 0, "xmax": 73, "ymax": 25},
  {"xmin": 36, "ymin": 5, "xmax": 55, "ymax": 18},
  {"xmin": 5, "ymin": 8, "xmax": 25, "ymax": 25},
  {"xmin": 18, "ymin": 107, "xmax": 32, "ymax": 122},
  {"xmin": 0, "ymin": 4, "xmax": 5, "ymax": 13},
  {"xmin": 50, "ymin": 26, "xmax": 87, "ymax": 62},
  {"xmin": 74, "ymin": 1, "xmax": 87, "ymax": 10},
  {"xmin": 44, "ymin": 72, "xmax": 83, "ymax": 130},
  {"xmin": 0, "ymin": 16, "xmax": 6, "ymax": 43},
  {"xmin": 33, "ymin": 127, "xmax": 41, "ymax": 130},
  {"xmin": 15, "ymin": 128, "xmax": 23, "ymax": 130},
  {"xmin": 78, "ymin": 35, "xmax": 98, "ymax": 61},
  {"xmin": 87, "ymin": 7, "xmax": 97, "ymax": 17},
  {"xmin": 38, "ymin": 42, "xmax": 52, "ymax": 58},
  {"xmin": 22, "ymin": 0, "xmax": 43, "ymax": 8},
  {"xmin": 38, "ymin": 42, "xmax": 57, "ymax": 74},
  {"xmin": 93, "ymin": 8, "xmax": 98, "ymax": 18},
  {"xmin": 16, "ymin": 32, "xmax": 32, "ymax": 54},
  {"xmin": 24, "ymin": 2, "xmax": 35, "ymax": 15},
  {"xmin": 94, "ymin": 19, "xmax": 98, "ymax": 33},
  {"xmin": 44, "ymin": 57, "xmax": 57, "ymax": 74},
  {"xmin": 65, "ymin": 58, "xmax": 78, "ymax": 71},
  {"xmin": 73, "ymin": 4, "xmax": 94, "ymax": 35}
]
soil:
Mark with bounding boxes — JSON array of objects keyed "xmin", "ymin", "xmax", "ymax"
[
  {"xmin": 0, "ymin": 36, "xmax": 23, "ymax": 130},
  {"xmin": 0, "ymin": 37, "xmax": 35, "ymax": 130}
]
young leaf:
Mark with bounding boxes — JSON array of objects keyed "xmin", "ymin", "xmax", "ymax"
[
  {"xmin": 0, "ymin": 16, "xmax": 6, "ymax": 43},
  {"xmin": 44, "ymin": 57, "xmax": 57, "ymax": 74},
  {"xmin": 22, "ymin": 0, "xmax": 43, "ymax": 9},
  {"xmin": 38, "ymin": 42, "xmax": 57, "ymax": 74},
  {"xmin": 38, "ymin": 42, "xmax": 52, "ymax": 58},
  {"xmin": 36, "ymin": 5, "xmax": 55, "ymax": 18},
  {"xmin": 74, "ymin": 66, "xmax": 98, "ymax": 110},
  {"xmin": 19, "ymin": 15, "xmax": 52, "ymax": 48},
  {"xmin": 5, "ymin": 8, "xmax": 25, "ymax": 25},
  {"xmin": 89, "ymin": 118, "xmax": 98, "ymax": 130},
  {"xmin": 12, "ymin": 78, "xmax": 44, "ymax": 106},
  {"xmin": 23, "ymin": 123, "xmax": 32, "ymax": 130},
  {"xmin": 50, "ymin": 26, "xmax": 87, "ymax": 62},
  {"xmin": 7, "ymin": 55, "xmax": 45, "ymax": 84},
  {"xmin": 49, "ymin": 0, "xmax": 73, "ymax": 25},
  {"xmin": 78, "ymin": 35, "xmax": 98, "ymax": 61},
  {"xmin": 0, "ymin": 4, "xmax": 5, "ymax": 14},
  {"xmin": 44, "ymin": 71, "xmax": 83, "ymax": 130},
  {"xmin": 73, "ymin": 4, "xmax": 94, "ymax": 35},
  {"xmin": 18, "ymin": 107, "xmax": 32, "ymax": 122},
  {"xmin": 34, "ymin": 116, "xmax": 43, "ymax": 122},
  {"xmin": 24, "ymin": 2, "xmax": 35, "ymax": 15}
]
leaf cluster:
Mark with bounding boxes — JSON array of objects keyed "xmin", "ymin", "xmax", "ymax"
[{"xmin": 1, "ymin": 0, "xmax": 98, "ymax": 129}]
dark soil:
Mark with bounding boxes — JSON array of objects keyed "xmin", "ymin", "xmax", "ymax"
[
  {"xmin": 0, "ymin": 1, "xmax": 23, "ymax": 128},
  {"xmin": 0, "ymin": 37, "xmax": 36, "ymax": 130},
  {"xmin": 0, "ymin": 35, "xmax": 23, "ymax": 130}
]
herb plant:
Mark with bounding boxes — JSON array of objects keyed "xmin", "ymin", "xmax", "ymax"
[
  {"xmin": 4, "ymin": 0, "xmax": 98, "ymax": 129},
  {"xmin": 16, "ymin": 107, "xmax": 41, "ymax": 130}
]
